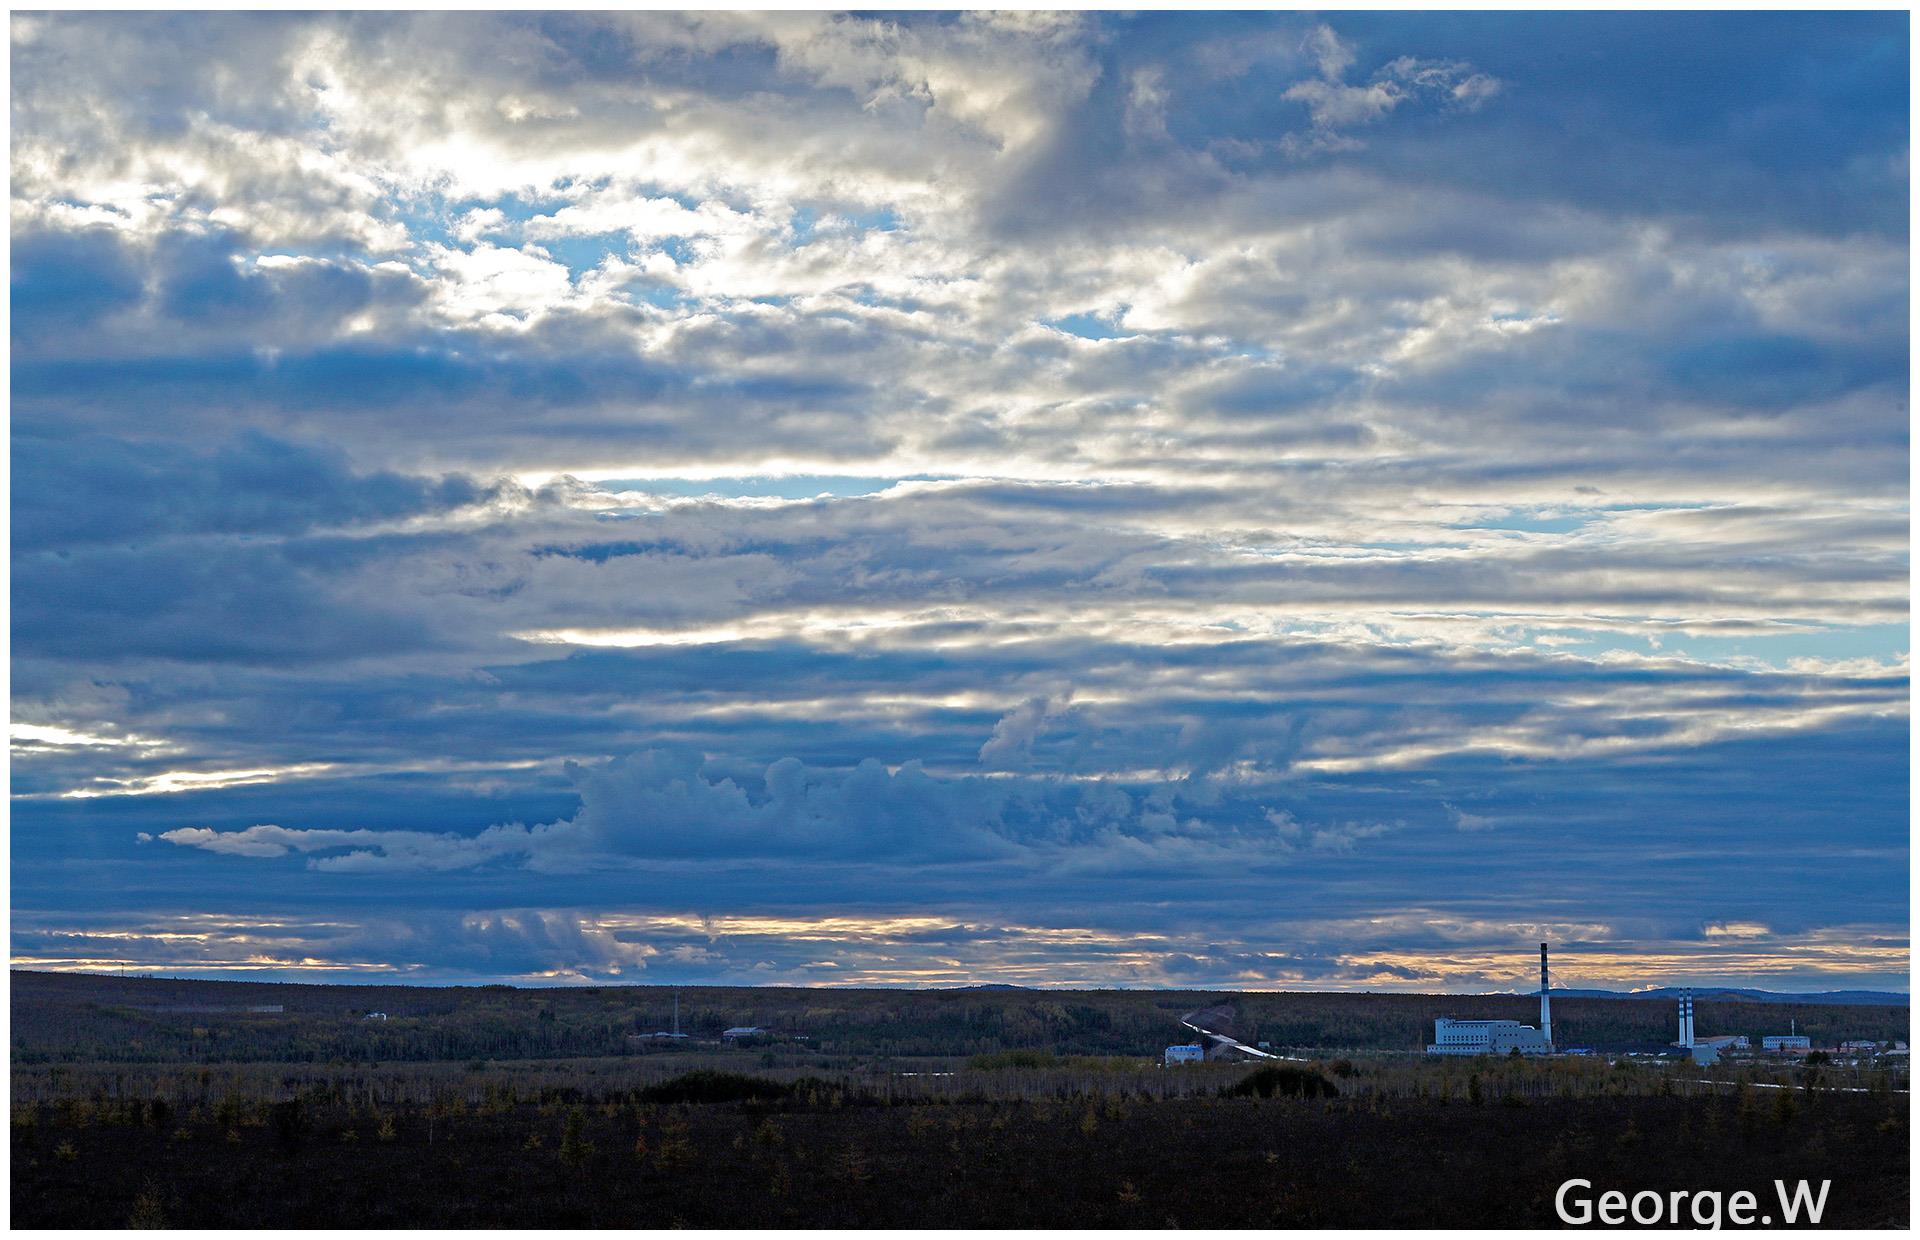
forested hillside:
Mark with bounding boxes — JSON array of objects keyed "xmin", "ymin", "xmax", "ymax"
[{"xmin": 12, "ymin": 972, "xmax": 1908, "ymax": 1065}]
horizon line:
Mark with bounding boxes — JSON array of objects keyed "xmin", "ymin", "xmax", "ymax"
[{"xmin": 11, "ymin": 968, "xmax": 1909, "ymax": 1000}]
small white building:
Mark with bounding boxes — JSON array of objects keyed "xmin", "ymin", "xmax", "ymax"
[
  {"xmin": 721, "ymin": 1026, "xmax": 766, "ymax": 1040},
  {"xmin": 363, "ymin": 1011, "xmax": 389, "ymax": 1021},
  {"xmin": 1427, "ymin": 1017, "xmax": 1552, "ymax": 1056},
  {"xmin": 1164, "ymin": 1044, "xmax": 1205, "ymax": 1065},
  {"xmin": 1763, "ymin": 1035, "xmax": 1811, "ymax": 1053}
]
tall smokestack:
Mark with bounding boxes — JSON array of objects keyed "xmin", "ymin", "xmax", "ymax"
[
  {"xmin": 1539, "ymin": 942, "xmax": 1552, "ymax": 1047},
  {"xmin": 1678, "ymin": 992, "xmax": 1688, "ymax": 1046}
]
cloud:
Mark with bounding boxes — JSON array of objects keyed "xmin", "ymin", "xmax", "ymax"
[
  {"xmin": 12, "ymin": 428, "xmax": 507, "ymax": 551},
  {"xmin": 1704, "ymin": 921, "xmax": 1773, "ymax": 939},
  {"xmin": 11, "ymin": 903, "xmax": 1906, "ymax": 991},
  {"xmin": 978, "ymin": 691, "xmax": 1072, "ymax": 765},
  {"xmin": 1445, "ymin": 803, "xmax": 1498, "ymax": 832},
  {"xmin": 156, "ymin": 745, "xmax": 1382, "ymax": 873},
  {"xmin": 10, "ymin": 12, "xmax": 1907, "ymax": 988},
  {"xmin": 10, "ymin": 227, "xmax": 145, "ymax": 338},
  {"xmin": 158, "ymin": 822, "xmax": 546, "ymax": 869},
  {"xmin": 1278, "ymin": 26, "xmax": 1503, "ymax": 151}
]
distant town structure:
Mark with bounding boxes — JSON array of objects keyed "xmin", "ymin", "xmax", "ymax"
[
  {"xmin": 1672, "ymin": 989, "xmax": 1722, "ymax": 1063},
  {"xmin": 1537, "ymin": 941, "xmax": 1552, "ymax": 1046},
  {"xmin": 642, "ymin": 990, "xmax": 690, "ymax": 1040},
  {"xmin": 1164, "ymin": 1044, "xmax": 1205, "ymax": 1065},
  {"xmin": 1840, "ymin": 1040, "xmax": 1880, "ymax": 1055},
  {"xmin": 1764, "ymin": 1018, "xmax": 1812, "ymax": 1054},
  {"xmin": 721, "ymin": 1026, "xmax": 767, "ymax": 1041},
  {"xmin": 363, "ymin": 1011, "xmax": 388, "ymax": 1021},
  {"xmin": 1428, "ymin": 1017, "xmax": 1554, "ymax": 1056},
  {"xmin": 1427, "ymin": 942, "xmax": 1556, "ymax": 1056}
]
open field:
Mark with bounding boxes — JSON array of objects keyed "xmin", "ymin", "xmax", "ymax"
[{"xmin": 11, "ymin": 972, "xmax": 1909, "ymax": 1227}]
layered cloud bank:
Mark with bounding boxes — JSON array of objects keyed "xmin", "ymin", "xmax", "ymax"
[{"xmin": 11, "ymin": 13, "xmax": 1909, "ymax": 990}]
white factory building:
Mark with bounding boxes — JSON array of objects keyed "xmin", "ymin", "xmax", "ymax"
[
  {"xmin": 1427, "ymin": 943, "xmax": 1557, "ymax": 1056},
  {"xmin": 1164, "ymin": 1043, "xmax": 1205, "ymax": 1065},
  {"xmin": 1427, "ymin": 1017, "xmax": 1554, "ymax": 1055}
]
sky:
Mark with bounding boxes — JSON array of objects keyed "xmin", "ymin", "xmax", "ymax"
[{"xmin": 9, "ymin": 11, "xmax": 1910, "ymax": 994}]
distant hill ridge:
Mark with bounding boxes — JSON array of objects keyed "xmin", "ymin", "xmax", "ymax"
[
  {"xmin": 7, "ymin": 970, "xmax": 1908, "ymax": 1004},
  {"xmin": 1515, "ymin": 986, "xmax": 1908, "ymax": 1007}
]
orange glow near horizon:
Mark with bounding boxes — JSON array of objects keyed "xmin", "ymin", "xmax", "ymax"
[{"xmin": 10, "ymin": 911, "xmax": 1907, "ymax": 993}]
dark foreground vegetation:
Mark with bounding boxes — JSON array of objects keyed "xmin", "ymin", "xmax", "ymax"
[
  {"xmin": 13, "ymin": 1059, "xmax": 1909, "ymax": 1228},
  {"xmin": 11, "ymin": 972, "xmax": 1909, "ymax": 1227}
]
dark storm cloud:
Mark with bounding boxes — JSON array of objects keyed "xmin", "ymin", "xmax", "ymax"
[
  {"xmin": 12, "ymin": 430, "xmax": 503, "ymax": 550},
  {"xmin": 10, "ymin": 228, "xmax": 146, "ymax": 339}
]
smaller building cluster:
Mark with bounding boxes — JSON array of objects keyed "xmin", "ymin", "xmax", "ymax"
[{"xmin": 1422, "ymin": 957, "xmax": 1901, "ymax": 1064}]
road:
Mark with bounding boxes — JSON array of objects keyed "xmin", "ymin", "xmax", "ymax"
[{"xmin": 1178, "ymin": 1017, "xmax": 1310, "ymax": 1062}]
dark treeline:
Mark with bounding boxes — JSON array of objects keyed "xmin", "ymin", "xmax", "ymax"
[
  {"xmin": 12, "ymin": 1040, "xmax": 1902, "ymax": 1111},
  {"xmin": 12, "ymin": 972, "xmax": 1907, "ymax": 1066}
]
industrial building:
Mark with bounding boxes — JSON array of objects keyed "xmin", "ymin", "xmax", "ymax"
[
  {"xmin": 641, "ymin": 992, "xmax": 690, "ymax": 1039},
  {"xmin": 1428, "ymin": 1017, "xmax": 1553, "ymax": 1055},
  {"xmin": 1672, "ymin": 990, "xmax": 1718, "ymax": 1064},
  {"xmin": 1164, "ymin": 1044, "xmax": 1205, "ymax": 1065},
  {"xmin": 1764, "ymin": 1034, "xmax": 1811, "ymax": 1053},
  {"xmin": 1427, "ymin": 943, "xmax": 1556, "ymax": 1056},
  {"xmin": 1674, "ymin": 989, "xmax": 1695, "ymax": 1049},
  {"xmin": 1671, "ymin": 989, "xmax": 1749, "ymax": 1064}
]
